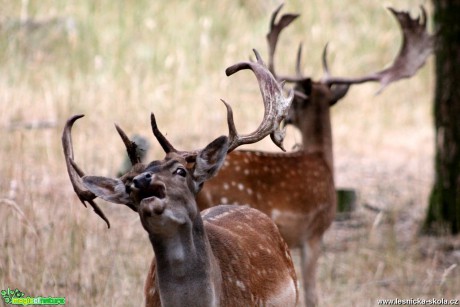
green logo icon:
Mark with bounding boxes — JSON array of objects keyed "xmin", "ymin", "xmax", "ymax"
[
  {"xmin": 1, "ymin": 288, "xmax": 24, "ymax": 304},
  {"xmin": 1, "ymin": 288, "xmax": 66, "ymax": 305}
]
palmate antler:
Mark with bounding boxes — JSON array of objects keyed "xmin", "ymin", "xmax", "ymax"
[
  {"xmin": 151, "ymin": 49, "xmax": 293, "ymax": 159},
  {"xmin": 322, "ymin": 6, "xmax": 434, "ymax": 93},
  {"xmin": 268, "ymin": 5, "xmax": 433, "ymax": 95},
  {"xmin": 225, "ymin": 49, "xmax": 293, "ymax": 152}
]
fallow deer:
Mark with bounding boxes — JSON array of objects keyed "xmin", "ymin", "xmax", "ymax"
[
  {"xmin": 62, "ymin": 52, "xmax": 299, "ymax": 306},
  {"xmin": 196, "ymin": 5, "xmax": 434, "ymax": 306}
]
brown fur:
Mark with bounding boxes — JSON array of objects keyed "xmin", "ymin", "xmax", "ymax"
[{"xmin": 144, "ymin": 206, "xmax": 298, "ymax": 307}]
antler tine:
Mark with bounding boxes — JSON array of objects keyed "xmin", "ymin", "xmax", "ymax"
[
  {"xmin": 149, "ymin": 113, "xmax": 198, "ymax": 162},
  {"xmin": 323, "ymin": 6, "xmax": 434, "ymax": 93},
  {"xmin": 62, "ymin": 114, "xmax": 110, "ymax": 228},
  {"xmin": 276, "ymin": 43, "xmax": 309, "ymax": 83},
  {"xmin": 224, "ymin": 49, "xmax": 294, "ymax": 153},
  {"xmin": 321, "ymin": 42, "xmax": 331, "ymax": 80},
  {"xmin": 321, "ymin": 43, "xmax": 351, "ymax": 105},
  {"xmin": 150, "ymin": 112, "xmax": 178, "ymax": 154},
  {"xmin": 221, "ymin": 99, "xmax": 238, "ymax": 144},
  {"xmin": 296, "ymin": 43, "xmax": 303, "ymax": 77},
  {"xmin": 115, "ymin": 124, "xmax": 140, "ymax": 165},
  {"xmin": 266, "ymin": 3, "xmax": 299, "ymax": 76}
]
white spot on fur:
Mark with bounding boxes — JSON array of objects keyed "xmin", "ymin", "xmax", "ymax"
[
  {"xmin": 236, "ymin": 280, "xmax": 246, "ymax": 291},
  {"xmin": 220, "ymin": 197, "xmax": 228, "ymax": 204},
  {"xmin": 237, "ymin": 183, "xmax": 244, "ymax": 191},
  {"xmin": 271, "ymin": 209, "xmax": 281, "ymax": 220}
]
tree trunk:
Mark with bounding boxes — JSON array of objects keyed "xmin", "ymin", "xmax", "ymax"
[{"xmin": 423, "ymin": 0, "xmax": 460, "ymax": 235}]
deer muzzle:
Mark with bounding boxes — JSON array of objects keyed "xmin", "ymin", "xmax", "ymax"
[
  {"xmin": 141, "ymin": 197, "xmax": 166, "ymax": 216},
  {"xmin": 132, "ymin": 172, "xmax": 167, "ymax": 210}
]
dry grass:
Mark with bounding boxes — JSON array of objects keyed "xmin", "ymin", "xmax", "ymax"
[{"xmin": 1, "ymin": 0, "xmax": 458, "ymax": 306}]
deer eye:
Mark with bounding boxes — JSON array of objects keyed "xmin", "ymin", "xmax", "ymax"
[{"xmin": 173, "ymin": 167, "xmax": 187, "ymax": 177}]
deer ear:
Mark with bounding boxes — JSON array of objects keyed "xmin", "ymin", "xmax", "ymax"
[
  {"xmin": 83, "ymin": 176, "xmax": 131, "ymax": 204},
  {"xmin": 193, "ymin": 136, "xmax": 229, "ymax": 185}
]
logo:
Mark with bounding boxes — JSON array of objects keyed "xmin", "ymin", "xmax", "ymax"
[{"xmin": 1, "ymin": 288, "xmax": 66, "ymax": 305}]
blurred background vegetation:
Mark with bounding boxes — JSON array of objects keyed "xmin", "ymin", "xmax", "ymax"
[{"xmin": 1, "ymin": 0, "xmax": 457, "ymax": 306}]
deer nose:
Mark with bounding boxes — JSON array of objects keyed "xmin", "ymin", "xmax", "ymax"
[{"xmin": 133, "ymin": 172, "xmax": 152, "ymax": 189}]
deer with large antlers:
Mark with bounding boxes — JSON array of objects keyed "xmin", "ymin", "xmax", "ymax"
[
  {"xmin": 196, "ymin": 5, "xmax": 433, "ymax": 306},
  {"xmin": 62, "ymin": 52, "xmax": 299, "ymax": 306}
]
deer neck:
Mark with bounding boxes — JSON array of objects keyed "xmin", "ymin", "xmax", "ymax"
[
  {"xmin": 149, "ymin": 213, "xmax": 222, "ymax": 307},
  {"xmin": 298, "ymin": 102, "xmax": 334, "ymax": 171}
]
